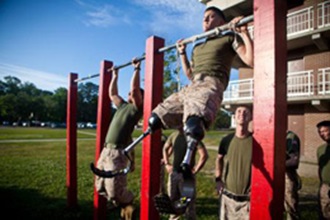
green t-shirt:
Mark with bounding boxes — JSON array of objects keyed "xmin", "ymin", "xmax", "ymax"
[
  {"xmin": 219, "ymin": 133, "xmax": 253, "ymax": 194},
  {"xmin": 317, "ymin": 143, "xmax": 330, "ymax": 184},
  {"xmin": 191, "ymin": 34, "xmax": 236, "ymax": 89},
  {"xmin": 166, "ymin": 130, "xmax": 205, "ymax": 171},
  {"xmin": 105, "ymin": 102, "xmax": 142, "ymax": 147}
]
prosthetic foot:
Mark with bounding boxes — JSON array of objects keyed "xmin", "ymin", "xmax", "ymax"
[{"xmin": 154, "ymin": 193, "xmax": 191, "ymax": 215}]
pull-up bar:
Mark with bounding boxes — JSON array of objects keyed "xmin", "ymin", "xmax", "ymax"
[{"xmin": 74, "ymin": 15, "xmax": 254, "ymax": 83}]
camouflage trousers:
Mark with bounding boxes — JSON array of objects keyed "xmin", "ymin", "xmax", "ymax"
[
  {"xmin": 219, "ymin": 189, "xmax": 250, "ymax": 220},
  {"xmin": 167, "ymin": 171, "xmax": 196, "ymax": 220},
  {"xmin": 153, "ymin": 74, "xmax": 224, "ymax": 129},
  {"xmin": 319, "ymin": 183, "xmax": 330, "ymax": 219},
  {"xmin": 95, "ymin": 145, "xmax": 134, "ymax": 206},
  {"xmin": 284, "ymin": 170, "xmax": 300, "ymax": 220}
]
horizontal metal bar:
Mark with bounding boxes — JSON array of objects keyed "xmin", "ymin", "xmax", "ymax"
[
  {"xmin": 74, "ymin": 73, "xmax": 100, "ymax": 83},
  {"xmin": 158, "ymin": 14, "xmax": 254, "ymax": 53},
  {"xmin": 75, "ymin": 15, "xmax": 254, "ymax": 83},
  {"xmin": 107, "ymin": 55, "xmax": 146, "ymax": 72}
]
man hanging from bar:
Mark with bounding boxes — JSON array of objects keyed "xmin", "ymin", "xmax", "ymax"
[
  {"xmin": 148, "ymin": 6, "xmax": 253, "ymax": 182},
  {"xmin": 95, "ymin": 58, "xmax": 144, "ymax": 220},
  {"xmin": 92, "ymin": 6, "xmax": 254, "ymax": 213}
]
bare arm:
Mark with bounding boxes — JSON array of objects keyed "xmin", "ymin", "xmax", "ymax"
[
  {"xmin": 192, "ymin": 145, "xmax": 208, "ymax": 174},
  {"xmin": 130, "ymin": 58, "xmax": 143, "ymax": 108},
  {"xmin": 162, "ymin": 141, "xmax": 173, "ymax": 174},
  {"xmin": 109, "ymin": 67, "xmax": 123, "ymax": 108},
  {"xmin": 176, "ymin": 40, "xmax": 193, "ymax": 80},
  {"xmin": 231, "ymin": 16, "xmax": 254, "ymax": 68},
  {"xmin": 215, "ymin": 154, "xmax": 225, "ymax": 194}
]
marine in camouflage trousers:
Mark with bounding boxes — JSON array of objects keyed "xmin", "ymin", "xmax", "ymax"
[
  {"xmin": 285, "ymin": 169, "xmax": 301, "ymax": 220},
  {"xmin": 153, "ymin": 74, "xmax": 225, "ymax": 129},
  {"xmin": 95, "ymin": 144, "xmax": 134, "ymax": 206},
  {"xmin": 218, "ymin": 189, "xmax": 250, "ymax": 220},
  {"xmin": 319, "ymin": 183, "xmax": 330, "ymax": 219},
  {"xmin": 167, "ymin": 171, "xmax": 196, "ymax": 220}
]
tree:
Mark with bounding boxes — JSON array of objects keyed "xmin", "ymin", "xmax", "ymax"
[
  {"xmin": 77, "ymin": 82, "xmax": 98, "ymax": 123},
  {"xmin": 211, "ymin": 109, "xmax": 231, "ymax": 130},
  {"xmin": 163, "ymin": 49, "xmax": 181, "ymax": 99}
]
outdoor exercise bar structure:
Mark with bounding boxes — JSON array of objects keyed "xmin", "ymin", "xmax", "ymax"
[
  {"xmin": 74, "ymin": 15, "xmax": 254, "ymax": 83},
  {"xmin": 66, "ymin": 0, "xmax": 303, "ymax": 217}
]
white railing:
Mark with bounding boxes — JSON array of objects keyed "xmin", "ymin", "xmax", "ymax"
[
  {"xmin": 287, "ymin": 70, "xmax": 314, "ymax": 97},
  {"xmin": 224, "ymin": 79, "xmax": 253, "ymax": 101},
  {"xmin": 318, "ymin": 0, "xmax": 330, "ymax": 28},
  {"xmin": 318, "ymin": 67, "xmax": 330, "ymax": 95},
  {"xmin": 287, "ymin": 6, "xmax": 314, "ymax": 37},
  {"xmin": 247, "ymin": 1, "xmax": 330, "ymax": 39},
  {"xmin": 223, "ymin": 68, "xmax": 330, "ymax": 102}
]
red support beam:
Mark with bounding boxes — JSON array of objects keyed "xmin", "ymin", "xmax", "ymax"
[
  {"xmin": 66, "ymin": 73, "xmax": 78, "ymax": 208},
  {"xmin": 93, "ymin": 60, "xmax": 113, "ymax": 220},
  {"xmin": 250, "ymin": 0, "xmax": 288, "ymax": 219},
  {"xmin": 140, "ymin": 36, "xmax": 164, "ymax": 220}
]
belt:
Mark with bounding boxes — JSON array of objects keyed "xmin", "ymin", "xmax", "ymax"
[
  {"xmin": 105, "ymin": 143, "xmax": 125, "ymax": 149},
  {"xmin": 222, "ymin": 189, "xmax": 250, "ymax": 202}
]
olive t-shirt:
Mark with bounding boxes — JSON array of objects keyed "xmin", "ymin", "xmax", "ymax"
[
  {"xmin": 191, "ymin": 34, "xmax": 236, "ymax": 89},
  {"xmin": 166, "ymin": 130, "xmax": 205, "ymax": 171},
  {"xmin": 218, "ymin": 133, "xmax": 253, "ymax": 194},
  {"xmin": 317, "ymin": 143, "xmax": 330, "ymax": 184},
  {"xmin": 105, "ymin": 102, "xmax": 142, "ymax": 147}
]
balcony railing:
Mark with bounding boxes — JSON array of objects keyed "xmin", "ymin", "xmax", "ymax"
[
  {"xmin": 223, "ymin": 68, "xmax": 330, "ymax": 102},
  {"xmin": 287, "ymin": 6, "xmax": 314, "ymax": 37},
  {"xmin": 247, "ymin": 1, "xmax": 330, "ymax": 38},
  {"xmin": 318, "ymin": 1, "xmax": 330, "ymax": 28},
  {"xmin": 318, "ymin": 67, "xmax": 330, "ymax": 95},
  {"xmin": 287, "ymin": 70, "xmax": 314, "ymax": 97}
]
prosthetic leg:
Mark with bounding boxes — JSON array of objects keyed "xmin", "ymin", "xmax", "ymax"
[
  {"xmin": 154, "ymin": 116, "xmax": 205, "ymax": 215},
  {"xmin": 180, "ymin": 116, "xmax": 205, "ymax": 199}
]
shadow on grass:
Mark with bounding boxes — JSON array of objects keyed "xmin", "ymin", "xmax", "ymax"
[
  {"xmin": 0, "ymin": 186, "xmax": 125, "ymax": 220},
  {"xmin": 298, "ymin": 193, "xmax": 319, "ymax": 219},
  {"xmin": 196, "ymin": 197, "xmax": 219, "ymax": 220}
]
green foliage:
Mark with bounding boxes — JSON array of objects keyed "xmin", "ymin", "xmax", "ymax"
[
  {"xmin": 163, "ymin": 48, "xmax": 181, "ymax": 99},
  {"xmin": 0, "ymin": 76, "xmax": 100, "ymax": 124},
  {"xmin": 210, "ymin": 109, "xmax": 231, "ymax": 130}
]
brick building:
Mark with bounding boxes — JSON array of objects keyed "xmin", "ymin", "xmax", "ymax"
[{"xmin": 200, "ymin": 0, "xmax": 330, "ymax": 163}]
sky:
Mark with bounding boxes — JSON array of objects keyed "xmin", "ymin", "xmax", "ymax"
[{"xmin": 0, "ymin": 0, "xmax": 237, "ymax": 98}]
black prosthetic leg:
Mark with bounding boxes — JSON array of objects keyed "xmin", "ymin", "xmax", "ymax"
[
  {"xmin": 180, "ymin": 116, "xmax": 205, "ymax": 199},
  {"xmin": 154, "ymin": 116, "xmax": 205, "ymax": 215}
]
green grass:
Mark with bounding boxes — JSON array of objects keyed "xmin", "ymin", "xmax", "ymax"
[
  {"xmin": 0, "ymin": 127, "xmax": 319, "ymax": 219},
  {"xmin": 0, "ymin": 127, "xmax": 96, "ymax": 140}
]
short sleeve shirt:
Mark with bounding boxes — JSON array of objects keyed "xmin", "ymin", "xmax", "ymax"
[
  {"xmin": 218, "ymin": 133, "xmax": 253, "ymax": 194},
  {"xmin": 317, "ymin": 143, "xmax": 330, "ymax": 184},
  {"xmin": 105, "ymin": 102, "xmax": 142, "ymax": 147},
  {"xmin": 191, "ymin": 34, "xmax": 236, "ymax": 89},
  {"xmin": 166, "ymin": 130, "xmax": 205, "ymax": 171}
]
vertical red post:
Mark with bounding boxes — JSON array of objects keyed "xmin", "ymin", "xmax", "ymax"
[
  {"xmin": 140, "ymin": 36, "xmax": 164, "ymax": 220},
  {"xmin": 93, "ymin": 60, "xmax": 113, "ymax": 220},
  {"xmin": 250, "ymin": 0, "xmax": 288, "ymax": 219},
  {"xmin": 66, "ymin": 73, "xmax": 78, "ymax": 208}
]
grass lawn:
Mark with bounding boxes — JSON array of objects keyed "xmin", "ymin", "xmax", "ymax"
[{"xmin": 0, "ymin": 127, "xmax": 319, "ymax": 219}]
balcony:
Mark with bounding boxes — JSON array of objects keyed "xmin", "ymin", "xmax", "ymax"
[
  {"xmin": 247, "ymin": 1, "xmax": 330, "ymax": 52},
  {"xmin": 223, "ymin": 67, "xmax": 330, "ymax": 105}
]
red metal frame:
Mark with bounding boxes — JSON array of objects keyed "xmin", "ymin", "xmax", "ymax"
[
  {"xmin": 93, "ymin": 60, "xmax": 113, "ymax": 220},
  {"xmin": 250, "ymin": 0, "xmax": 288, "ymax": 219},
  {"xmin": 66, "ymin": 73, "xmax": 78, "ymax": 208},
  {"xmin": 140, "ymin": 36, "xmax": 164, "ymax": 220}
]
